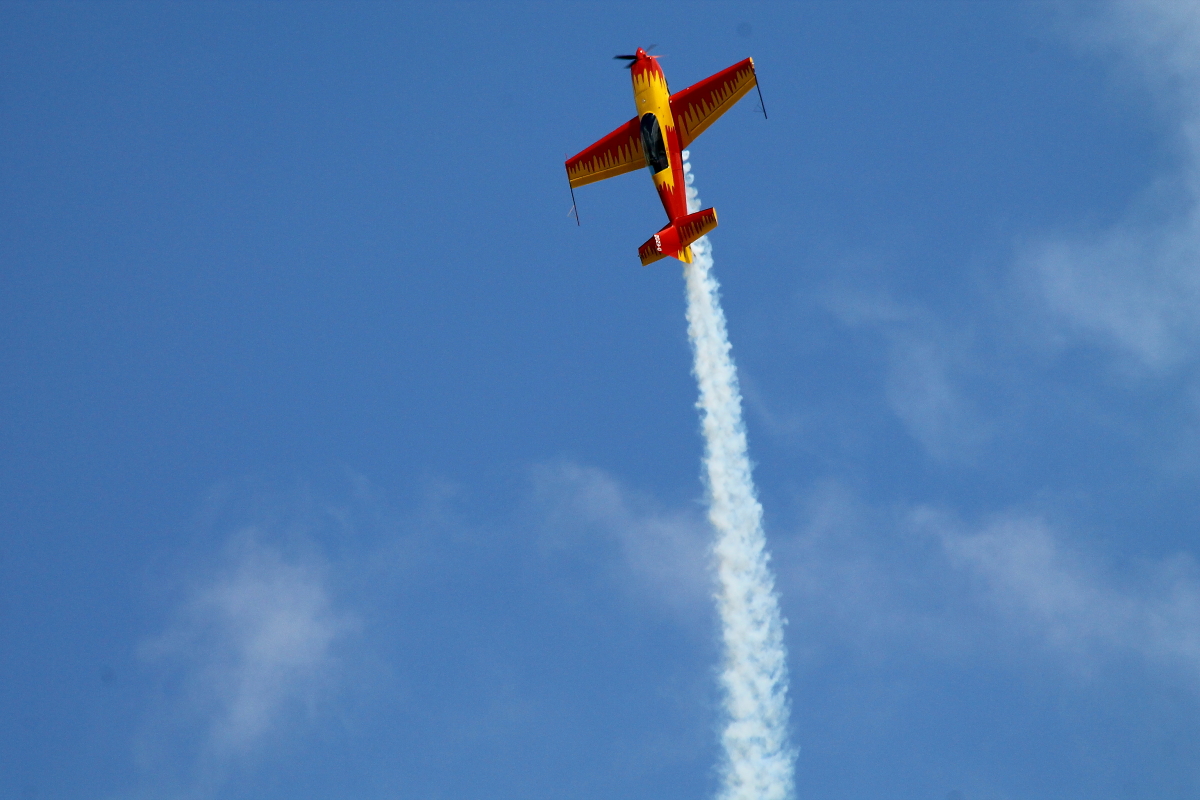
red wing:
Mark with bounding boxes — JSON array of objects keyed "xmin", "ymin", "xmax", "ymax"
[
  {"xmin": 670, "ymin": 58, "xmax": 758, "ymax": 149},
  {"xmin": 566, "ymin": 117, "xmax": 644, "ymax": 188}
]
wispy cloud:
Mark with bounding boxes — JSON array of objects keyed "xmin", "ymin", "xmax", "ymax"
[
  {"xmin": 822, "ymin": 288, "xmax": 991, "ymax": 462},
  {"xmin": 883, "ymin": 333, "xmax": 992, "ymax": 462},
  {"xmin": 1023, "ymin": 1, "xmax": 1200, "ymax": 371},
  {"xmin": 779, "ymin": 482, "xmax": 1200, "ymax": 688},
  {"xmin": 136, "ymin": 529, "xmax": 358, "ymax": 793},
  {"xmin": 530, "ymin": 462, "xmax": 712, "ymax": 619},
  {"xmin": 927, "ymin": 507, "xmax": 1200, "ymax": 676},
  {"xmin": 786, "ymin": 1, "xmax": 1200, "ymax": 467}
]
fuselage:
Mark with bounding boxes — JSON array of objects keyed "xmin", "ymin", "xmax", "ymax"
[{"xmin": 629, "ymin": 49, "xmax": 689, "ymax": 224}]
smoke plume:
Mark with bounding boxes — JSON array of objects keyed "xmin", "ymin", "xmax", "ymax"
[{"xmin": 682, "ymin": 153, "xmax": 795, "ymax": 800}]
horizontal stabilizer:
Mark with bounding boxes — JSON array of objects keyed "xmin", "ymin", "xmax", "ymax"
[{"xmin": 638, "ymin": 207, "xmax": 718, "ymax": 266}]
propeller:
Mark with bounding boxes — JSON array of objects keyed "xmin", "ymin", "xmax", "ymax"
[{"xmin": 613, "ymin": 45, "xmax": 658, "ymax": 68}]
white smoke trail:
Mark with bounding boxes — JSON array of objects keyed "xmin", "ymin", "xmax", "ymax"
[{"xmin": 681, "ymin": 152, "xmax": 795, "ymax": 800}]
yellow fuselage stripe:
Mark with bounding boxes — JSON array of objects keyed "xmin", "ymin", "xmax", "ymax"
[{"xmin": 633, "ymin": 67, "xmax": 675, "ymax": 198}]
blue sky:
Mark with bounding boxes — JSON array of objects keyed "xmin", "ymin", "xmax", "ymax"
[{"xmin": 3, "ymin": 2, "xmax": 1200, "ymax": 799}]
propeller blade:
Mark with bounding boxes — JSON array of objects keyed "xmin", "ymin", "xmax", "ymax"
[{"xmin": 613, "ymin": 54, "xmax": 637, "ymax": 60}]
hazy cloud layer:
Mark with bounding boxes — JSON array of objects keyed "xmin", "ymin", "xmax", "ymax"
[{"xmin": 118, "ymin": 463, "xmax": 1200, "ymax": 798}]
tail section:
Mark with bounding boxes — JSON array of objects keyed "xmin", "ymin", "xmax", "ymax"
[{"xmin": 638, "ymin": 207, "xmax": 718, "ymax": 266}]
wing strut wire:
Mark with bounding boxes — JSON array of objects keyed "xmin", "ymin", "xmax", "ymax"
[
  {"xmin": 568, "ymin": 177, "xmax": 580, "ymax": 225},
  {"xmin": 754, "ymin": 74, "xmax": 768, "ymax": 120}
]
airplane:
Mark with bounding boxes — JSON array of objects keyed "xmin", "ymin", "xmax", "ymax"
[{"xmin": 565, "ymin": 48, "xmax": 765, "ymax": 266}]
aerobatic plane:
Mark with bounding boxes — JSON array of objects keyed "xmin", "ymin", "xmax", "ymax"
[{"xmin": 566, "ymin": 48, "xmax": 764, "ymax": 266}]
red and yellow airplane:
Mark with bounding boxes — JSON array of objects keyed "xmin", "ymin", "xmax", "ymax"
[{"xmin": 566, "ymin": 49, "xmax": 764, "ymax": 266}]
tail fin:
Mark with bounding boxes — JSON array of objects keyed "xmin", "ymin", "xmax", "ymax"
[{"xmin": 638, "ymin": 207, "xmax": 718, "ymax": 266}]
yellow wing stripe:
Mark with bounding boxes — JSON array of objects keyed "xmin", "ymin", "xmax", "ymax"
[
  {"xmin": 566, "ymin": 117, "xmax": 644, "ymax": 189},
  {"xmin": 567, "ymin": 148, "xmax": 641, "ymax": 187},
  {"xmin": 671, "ymin": 59, "xmax": 758, "ymax": 149}
]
